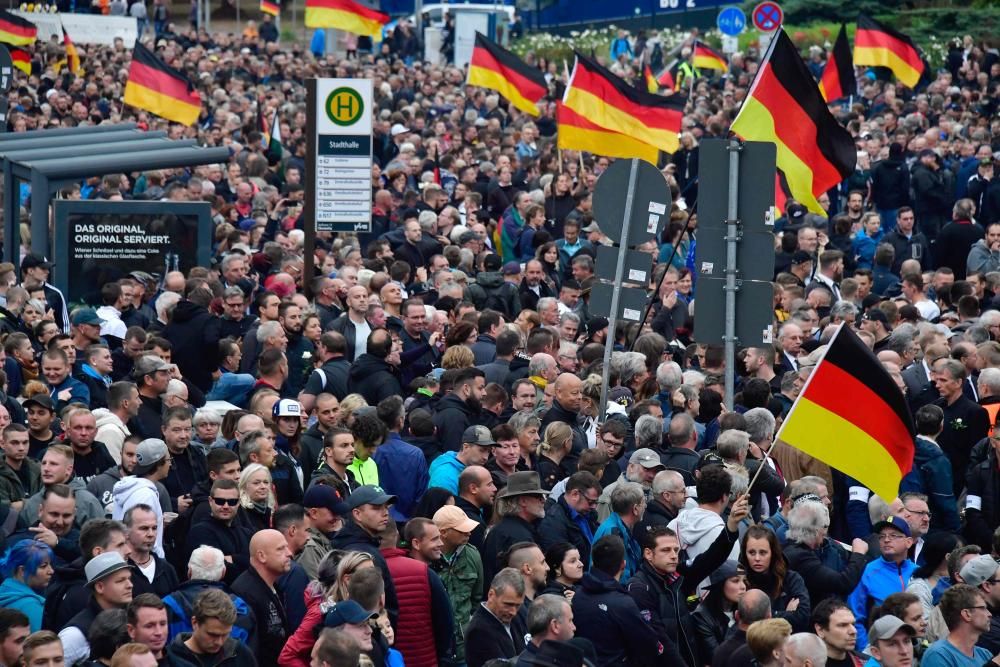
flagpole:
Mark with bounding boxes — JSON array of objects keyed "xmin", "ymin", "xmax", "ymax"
[{"xmin": 773, "ymin": 322, "xmax": 843, "ymax": 444}]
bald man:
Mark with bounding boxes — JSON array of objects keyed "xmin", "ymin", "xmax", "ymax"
[
  {"xmin": 329, "ymin": 285, "xmax": 373, "ymax": 363},
  {"xmin": 232, "ymin": 529, "xmax": 291, "ymax": 666},
  {"xmin": 540, "ymin": 373, "xmax": 587, "ymax": 466}
]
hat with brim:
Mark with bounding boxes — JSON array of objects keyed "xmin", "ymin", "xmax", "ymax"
[
  {"xmin": 323, "ymin": 600, "xmax": 378, "ymax": 628},
  {"xmin": 864, "ymin": 614, "xmax": 915, "ymax": 653},
  {"xmin": 346, "ymin": 484, "xmax": 397, "ymax": 509},
  {"xmin": 872, "ymin": 516, "xmax": 911, "ymax": 538},
  {"xmin": 85, "ymin": 552, "xmax": 130, "ymax": 587},
  {"xmin": 23, "ymin": 394, "xmax": 54, "ymax": 412},
  {"xmin": 498, "ymin": 471, "xmax": 547, "ymax": 498}
]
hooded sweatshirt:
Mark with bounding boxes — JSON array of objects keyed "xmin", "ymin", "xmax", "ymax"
[
  {"xmin": 93, "ymin": 408, "xmax": 130, "ymax": 464},
  {"xmin": 0, "ymin": 577, "xmax": 45, "ymax": 630},
  {"xmin": 112, "ymin": 476, "xmax": 164, "ymax": 557},
  {"xmin": 668, "ymin": 506, "xmax": 740, "ymax": 590}
]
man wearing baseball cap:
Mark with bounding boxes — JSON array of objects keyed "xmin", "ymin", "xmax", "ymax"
[
  {"xmin": 865, "ymin": 614, "xmax": 916, "ymax": 667},
  {"xmin": 597, "ymin": 448, "xmax": 664, "ymax": 523},
  {"xmin": 321, "ymin": 600, "xmax": 378, "ymax": 652},
  {"xmin": 296, "ymin": 484, "xmax": 349, "ymax": 580},
  {"xmin": 330, "ymin": 485, "xmax": 400, "ymax": 627},
  {"xmin": 111, "ymin": 438, "xmax": 170, "ymax": 558},
  {"xmin": 958, "ymin": 554, "xmax": 1000, "ymax": 654},
  {"xmin": 432, "ymin": 505, "xmax": 482, "ymax": 665},
  {"xmin": 848, "ymin": 516, "xmax": 916, "ymax": 650},
  {"xmin": 21, "ymin": 253, "xmax": 69, "ymax": 332},
  {"xmin": 428, "ymin": 425, "xmax": 497, "ymax": 495},
  {"xmin": 58, "ymin": 552, "xmax": 133, "ymax": 664}
]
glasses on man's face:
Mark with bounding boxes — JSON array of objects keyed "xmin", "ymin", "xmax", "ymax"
[
  {"xmin": 904, "ymin": 507, "xmax": 931, "ymax": 518},
  {"xmin": 965, "ymin": 605, "xmax": 990, "ymax": 613},
  {"xmin": 225, "ymin": 301, "xmax": 244, "ymax": 309},
  {"xmin": 601, "ymin": 437, "xmax": 623, "ymax": 449},
  {"xmin": 211, "ymin": 497, "xmax": 239, "ymax": 507},
  {"xmin": 878, "ymin": 533, "xmax": 906, "ymax": 542}
]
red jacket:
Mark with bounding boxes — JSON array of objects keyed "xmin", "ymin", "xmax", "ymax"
[
  {"xmin": 277, "ymin": 587, "xmax": 323, "ymax": 667},
  {"xmin": 382, "ymin": 547, "xmax": 436, "ymax": 667}
]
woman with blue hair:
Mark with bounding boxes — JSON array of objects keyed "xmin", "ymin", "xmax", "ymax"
[{"xmin": 0, "ymin": 539, "xmax": 54, "ymax": 631}]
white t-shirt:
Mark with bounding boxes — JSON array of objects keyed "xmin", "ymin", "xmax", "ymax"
[{"xmin": 353, "ymin": 318, "xmax": 371, "ymax": 360}]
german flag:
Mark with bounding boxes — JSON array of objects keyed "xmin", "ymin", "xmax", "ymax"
[
  {"xmin": 657, "ymin": 60, "xmax": 680, "ymax": 90},
  {"xmin": 730, "ymin": 29, "xmax": 855, "ymax": 214},
  {"xmin": 9, "ymin": 46, "xmax": 30, "ymax": 75},
  {"xmin": 62, "ymin": 28, "xmax": 80, "ymax": 75},
  {"xmin": 556, "ymin": 101, "xmax": 659, "ymax": 164},
  {"xmin": 777, "ymin": 323, "xmax": 914, "ymax": 503},
  {"xmin": 643, "ymin": 64, "xmax": 657, "ymax": 93},
  {"xmin": 564, "ymin": 52, "xmax": 685, "ymax": 154},
  {"xmin": 304, "ymin": 0, "xmax": 388, "ymax": 39},
  {"xmin": 692, "ymin": 40, "xmax": 727, "ymax": 71},
  {"xmin": 124, "ymin": 42, "xmax": 202, "ymax": 126},
  {"xmin": 260, "ymin": 0, "xmax": 279, "ymax": 15},
  {"xmin": 819, "ymin": 25, "xmax": 855, "ymax": 102},
  {"xmin": 467, "ymin": 33, "xmax": 547, "ymax": 116},
  {"xmin": 854, "ymin": 14, "xmax": 925, "ymax": 88},
  {"xmin": 0, "ymin": 10, "xmax": 37, "ymax": 46}
]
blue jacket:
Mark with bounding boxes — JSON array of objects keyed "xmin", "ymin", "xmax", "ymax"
[
  {"xmin": 373, "ymin": 432, "xmax": 429, "ymax": 522},
  {"xmin": 427, "ymin": 451, "xmax": 465, "ymax": 495},
  {"xmin": 0, "ymin": 577, "xmax": 45, "ymax": 631},
  {"xmin": 593, "ymin": 513, "xmax": 642, "ymax": 581},
  {"xmin": 848, "ymin": 556, "xmax": 917, "ymax": 650},
  {"xmin": 48, "ymin": 376, "xmax": 90, "ymax": 412},
  {"xmin": 899, "ymin": 437, "xmax": 961, "ymax": 534},
  {"xmin": 852, "ymin": 228, "xmax": 884, "ymax": 271}
]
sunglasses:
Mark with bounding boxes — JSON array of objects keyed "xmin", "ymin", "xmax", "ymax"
[{"xmin": 211, "ymin": 497, "xmax": 239, "ymax": 507}]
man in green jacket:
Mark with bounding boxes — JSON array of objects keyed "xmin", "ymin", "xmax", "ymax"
[{"xmin": 432, "ymin": 505, "xmax": 484, "ymax": 665}]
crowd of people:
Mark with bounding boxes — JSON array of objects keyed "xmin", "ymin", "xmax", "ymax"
[{"xmin": 0, "ymin": 10, "xmax": 998, "ymax": 667}]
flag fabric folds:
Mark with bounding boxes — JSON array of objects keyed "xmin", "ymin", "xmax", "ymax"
[
  {"xmin": 304, "ymin": 0, "xmax": 388, "ymax": 39},
  {"xmin": 467, "ymin": 33, "xmax": 547, "ymax": 116},
  {"xmin": 10, "ymin": 46, "xmax": 29, "ymax": 74},
  {"xmin": 564, "ymin": 52, "xmax": 685, "ymax": 154},
  {"xmin": 730, "ymin": 29, "xmax": 855, "ymax": 214},
  {"xmin": 0, "ymin": 10, "xmax": 37, "ymax": 46},
  {"xmin": 657, "ymin": 60, "xmax": 680, "ymax": 90},
  {"xmin": 62, "ymin": 28, "xmax": 80, "ymax": 75},
  {"xmin": 268, "ymin": 106, "xmax": 283, "ymax": 158},
  {"xmin": 556, "ymin": 102, "xmax": 660, "ymax": 164},
  {"xmin": 854, "ymin": 14, "xmax": 925, "ymax": 88},
  {"xmin": 260, "ymin": 0, "xmax": 280, "ymax": 15},
  {"xmin": 776, "ymin": 324, "xmax": 915, "ymax": 503},
  {"xmin": 643, "ymin": 64, "xmax": 657, "ymax": 93},
  {"xmin": 692, "ymin": 40, "xmax": 727, "ymax": 71},
  {"xmin": 819, "ymin": 25, "xmax": 855, "ymax": 102},
  {"xmin": 124, "ymin": 42, "xmax": 202, "ymax": 126}
]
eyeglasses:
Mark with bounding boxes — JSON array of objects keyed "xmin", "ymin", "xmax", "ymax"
[
  {"xmin": 582, "ymin": 494, "xmax": 600, "ymax": 506},
  {"xmin": 965, "ymin": 605, "xmax": 989, "ymax": 612},
  {"xmin": 904, "ymin": 507, "xmax": 931, "ymax": 518},
  {"xmin": 211, "ymin": 497, "xmax": 239, "ymax": 507},
  {"xmin": 878, "ymin": 533, "xmax": 906, "ymax": 542}
]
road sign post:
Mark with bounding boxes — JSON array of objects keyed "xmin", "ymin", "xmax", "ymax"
[
  {"xmin": 693, "ymin": 139, "xmax": 777, "ymax": 408},
  {"xmin": 589, "ymin": 158, "xmax": 672, "ymax": 418},
  {"xmin": 304, "ymin": 78, "xmax": 374, "ymax": 297}
]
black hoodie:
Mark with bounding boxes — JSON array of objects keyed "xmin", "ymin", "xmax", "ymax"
[
  {"xmin": 163, "ymin": 300, "xmax": 221, "ymax": 391},
  {"xmin": 432, "ymin": 393, "xmax": 481, "ymax": 454},
  {"xmin": 347, "ymin": 353, "xmax": 402, "ymax": 406}
]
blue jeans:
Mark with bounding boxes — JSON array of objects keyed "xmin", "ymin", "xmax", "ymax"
[{"xmin": 878, "ymin": 208, "xmax": 898, "ymax": 233}]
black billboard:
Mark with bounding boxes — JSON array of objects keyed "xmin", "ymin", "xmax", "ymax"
[{"xmin": 53, "ymin": 200, "xmax": 212, "ymax": 307}]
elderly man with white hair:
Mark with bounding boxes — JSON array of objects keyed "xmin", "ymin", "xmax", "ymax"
[
  {"xmin": 161, "ymin": 545, "xmax": 254, "ymax": 644},
  {"xmin": 784, "ymin": 632, "xmax": 828, "ymax": 667},
  {"xmin": 783, "ymin": 500, "xmax": 869, "ymax": 606}
]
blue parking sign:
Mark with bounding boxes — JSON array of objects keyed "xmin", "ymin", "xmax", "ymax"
[{"xmin": 717, "ymin": 7, "xmax": 746, "ymax": 36}]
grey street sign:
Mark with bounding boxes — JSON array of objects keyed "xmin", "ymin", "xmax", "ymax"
[
  {"xmin": 590, "ymin": 282, "xmax": 650, "ymax": 324},
  {"xmin": 592, "ymin": 159, "xmax": 672, "ymax": 244},
  {"xmin": 693, "ymin": 277, "xmax": 775, "ymax": 347},
  {"xmin": 698, "ymin": 138, "xmax": 777, "ymax": 234}
]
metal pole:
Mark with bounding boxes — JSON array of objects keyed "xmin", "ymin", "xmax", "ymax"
[
  {"xmin": 723, "ymin": 139, "xmax": 741, "ymax": 409},
  {"xmin": 415, "ymin": 0, "xmax": 422, "ymax": 36},
  {"xmin": 303, "ymin": 78, "xmax": 317, "ymax": 299},
  {"xmin": 236, "ymin": 0, "xmax": 240, "ymax": 28},
  {"xmin": 599, "ymin": 158, "xmax": 639, "ymax": 419}
]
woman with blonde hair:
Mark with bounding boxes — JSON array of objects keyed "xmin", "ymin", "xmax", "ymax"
[
  {"xmin": 278, "ymin": 550, "xmax": 375, "ymax": 667},
  {"xmin": 336, "ymin": 394, "xmax": 368, "ymax": 427},
  {"xmin": 536, "ymin": 422, "xmax": 573, "ymax": 491},
  {"xmin": 237, "ymin": 463, "xmax": 274, "ymax": 533},
  {"xmin": 441, "ymin": 345, "xmax": 474, "ymax": 370}
]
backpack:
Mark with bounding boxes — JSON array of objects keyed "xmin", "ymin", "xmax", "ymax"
[{"xmin": 482, "ymin": 285, "xmax": 512, "ymax": 315}]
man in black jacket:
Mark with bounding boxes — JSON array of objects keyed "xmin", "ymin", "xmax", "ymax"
[
  {"xmin": 636, "ymin": 470, "xmax": 687, "ymax": 537},
  {"xmin": 161, "ymin": 407, "xmax": 208, "ymax": 514},
  {"xmin": 467, "ymin": 255, "xmax": 521, "ymax": 318},
  {"xmin": 539, "ymin": 373, "xmax": 587, "ymax": 465},
  {"xmin": 433, "ymin": 367, "xmax": 486, "ymax": 454},
  {"xmin": 187, "ymin": 480, "xmax": 251, "ymax": 584},
  {"xmin": 627, "ymin": 496, "xmax": 749, "ymax": 667},
  {"xmin": 538, "ymin": 471, "xmax": 600, "ymax": 566},
  {"xmin": 933, "ymin": 357, "xmax": 990, "ymax": 497},
  {"xmin": 232, "ymin": 529, "xmax": 291, "ymax": 667},
  {"xmin": 883, "ymin": 207, "xmax": 932, "ymax": 275},
  {"xmin": 347, "ymin": 328, "xmax": 403, "ymax": 407},
  {"xmin": 328, "ymin": 285, "xmax": 373, "ymax": 363},
  {"xmin": 573, "ymin": 534, "xmax": 666, "ymax": 666},
  {"xmin": 299, "ymin": 333, "xmax": 351, "ymax": 410},
  {"xmin": 162, "ymin": 279, "xmax": 221, "ymax": 392},
  {"xmin": 464, "ymin": 567, "xmax": 527, "ymax": 667},
  {"xmin": 481, "ymin": 472, "xmax": 546, "ymax": 584},
  {"xmin": 124, "ymin": 504, "xmax": 179, "ymax": 599},
  {"xmin": 329, "ymin": 485, "xmax": 401, "ymax": 628}
]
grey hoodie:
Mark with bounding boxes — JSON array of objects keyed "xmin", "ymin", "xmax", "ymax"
[
  {"xmin": 967, "ymin": 238, "xmax": 1000, "ymax": 276},
  {"xmin": 23, "ymin": 477, "xmax": 105, "ymax": 528}
]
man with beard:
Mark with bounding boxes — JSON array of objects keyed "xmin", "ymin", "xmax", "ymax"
[
  {"xmin": 481, "ymin": 472, "xmax": 547, "ymax": 584},
  {"xmin": 518, "ymin": 260, "xmax": 554, "ymax": 312},
  {"xmin": 807, "ymin": 250, "xmax": 844, "ymax": 302},
  {"xmin": 278, "ymin": 302, "xmax": 313, "ymax": 397},
  {"xmin": 433, "ymin": 368, "xmax": 487, "ymax": 454}
]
